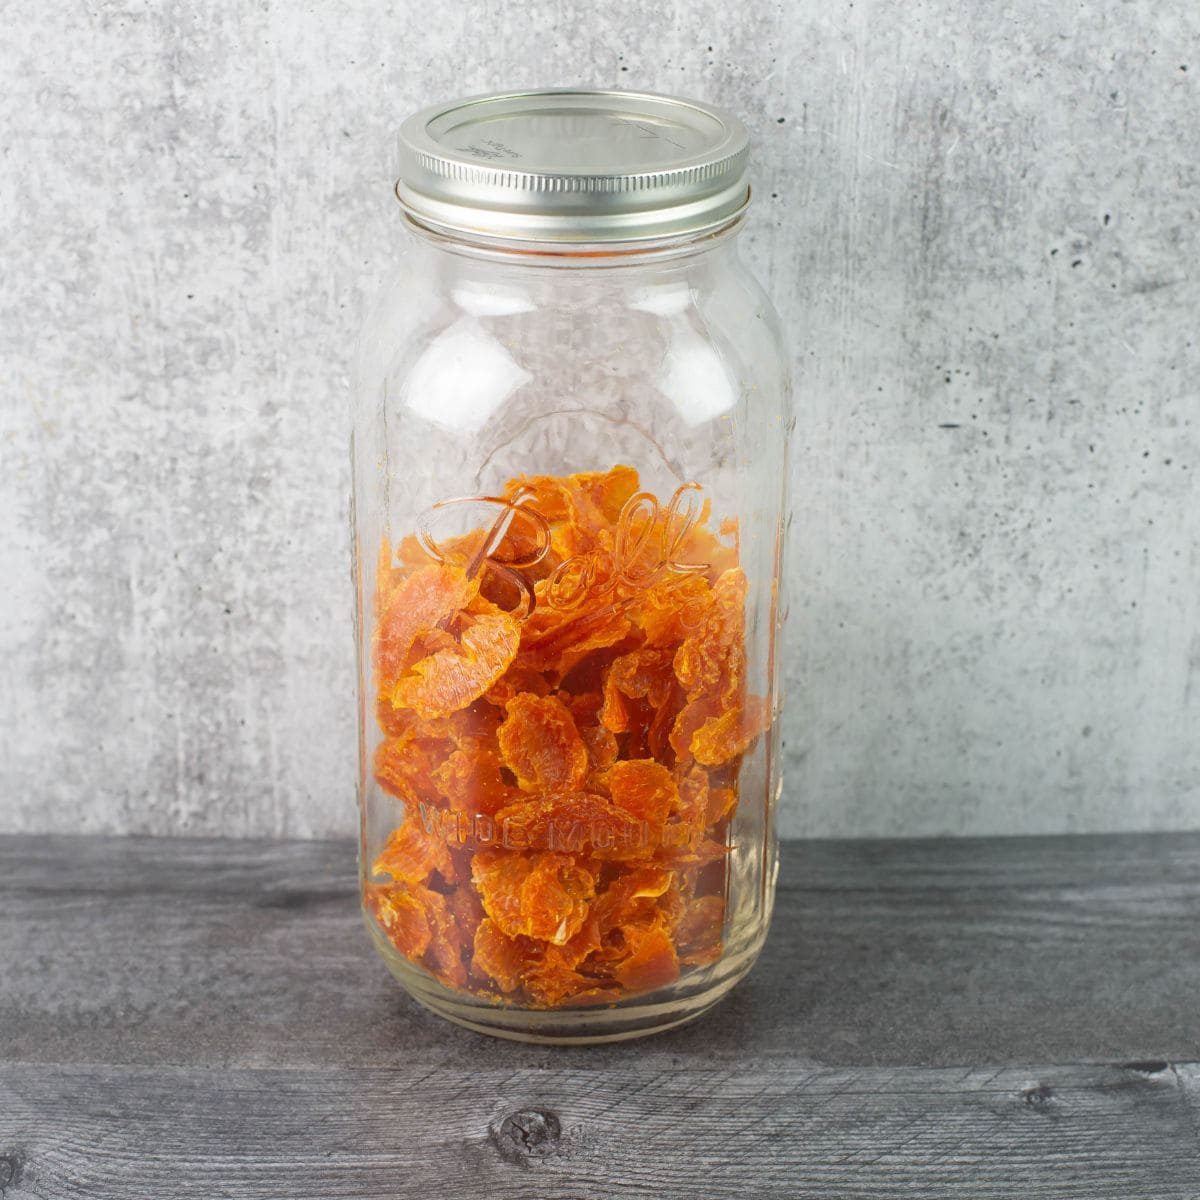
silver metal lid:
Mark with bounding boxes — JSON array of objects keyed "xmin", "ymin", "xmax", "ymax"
[{"xmin": 396, "ymin": 89, "xmax": 751, "ymax": 244}]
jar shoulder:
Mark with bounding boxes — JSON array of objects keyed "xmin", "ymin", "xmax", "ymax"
[{"xmin": 357, "ymin": 241, "xmax": 790, "ymax": 437}]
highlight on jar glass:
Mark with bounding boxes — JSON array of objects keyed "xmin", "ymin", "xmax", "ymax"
[{"xmin": 352, "ymin": 89, "xmax": 792, "ymax": 1042}]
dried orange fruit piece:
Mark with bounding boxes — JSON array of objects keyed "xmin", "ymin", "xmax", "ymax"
[
  {"xmin": 483, "ymin": 664, "xmax": 551, "ymax": 707},
  {"xmin": 365, "ymin": 883, "xmax": 432, "ymax": 959},
  {"xmin": 519, "ymin": 854, "xmax": 597, "ymax": 945},
  {"xmin": 519, "ymin": 602, "xmax": 633, "ymax": 678},
  {"xmin": 373, "ymin": 736, "xmax": 438, "ymax": 807},
  {"xmin": 472, "ymin": 917, "xmax": 533, "ymax": 992},
  {"xmin": 497, "ymin": 693, "xmax": 588, "ymax": 794},
  {"xmin": 434, "ymin": 739, "xmax": 517, "ymax": 816},
  {"xmin": 570, "ymin": 464, "xmax": 641, "ymax": 526},
  {"xmin": 471, "ymin": 849, "xmax": 596, "ymax": 945},
  {"xmin": 523, "ymin": 962, "xmax": 613, "ymax": 1007},
  {"xmin": 599, "ymin": 647, "xmax": 675, "ymax": 733},
  {"xmin": 706, "ymin": 785, "xmax": 738, "ymax": 826},
  {"xmin": 366, "ymin": 880, "xmax": 471, "ymax": 988},
  {"xmin": 417, "ymin": 887, "xmax": 469, "ymax": 989},
  {"xmin": 592, "ymin": 866, "xmax": 675, "ymax": 932},
  {"xmin": 672, "ymin": 568, "xmax": 747, "ymax": 697},
  {"xmin": 668, "ymin": 694, "xmax": 723, "ymax": 762},
  {"xmin": 611, "ymin": 917, "xmax": 680, "ymax": 992},
  {"xmin": 608, "ymin": 759, "xmax": 677, "ymax": 826},
  {"xmin": 691, "ymin": 695, "xmax": 770, "ymax": 767},
  {"xmin": 633, "ymin": 574, "xmax": 712, "ymax": 646},
  {"xmin": 392, "ymin": 611, "xmax": 521, "ymax": 719},
  {"xmin": 375, "ymin": 563, "xmax": 477, "ymax": 692},
  {"xmin": 372, "ymin": 814, "xmax": 458, "ymax": 886},
  {"xmin": 580, "ymin": 723, "xmax": 619, "ymax": 771}
]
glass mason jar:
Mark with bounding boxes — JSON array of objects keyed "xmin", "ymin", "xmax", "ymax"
[{"xmin": 352, "ymin": 90, "xmax": 791, "ymax": 1042}]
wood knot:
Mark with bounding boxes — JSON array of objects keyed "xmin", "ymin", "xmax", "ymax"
[
  {"xmin": 1022, "ymin": 1083, "xmax": 1054, "ymax": 1109},
  {"xmin": 491, "ymin": 1108, "xmax": 562, "ymax": 1166}
]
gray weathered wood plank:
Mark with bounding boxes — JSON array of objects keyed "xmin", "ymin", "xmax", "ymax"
[
  {"xmin": 3, "ymin": 833, "xmax": 1199, "ymax": 1197},
  {"xmin": 2, "ymin": 833, "xmax": 1198, "ymax": 1071},
  {"xmin": 2, "ymin": 1060, "xmax": 1198, "ymax": 1199}
]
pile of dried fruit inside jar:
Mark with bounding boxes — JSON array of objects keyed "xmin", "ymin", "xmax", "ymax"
[{"xmin": 365, "ymin": 464, "xmax": 769, "ymax": 1008}]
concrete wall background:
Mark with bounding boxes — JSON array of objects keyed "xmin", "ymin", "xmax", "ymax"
[{"xmin": 2, "ymin": 0, "xmax": 1198, "ymax": 839}]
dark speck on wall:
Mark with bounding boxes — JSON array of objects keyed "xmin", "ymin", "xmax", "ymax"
[{"xmin": 776, "ymin": 117, "xmax": 786, "ymax": 124}]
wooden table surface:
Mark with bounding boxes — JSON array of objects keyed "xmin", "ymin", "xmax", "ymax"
[{"xmin": 2, "ymin": 832, "xmax": 1198, "ymax": 1198}]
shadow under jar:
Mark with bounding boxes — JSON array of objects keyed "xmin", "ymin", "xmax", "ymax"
[{"xmin": 352, "ymin": 89, "xmax": 792, "ymax": 1043}]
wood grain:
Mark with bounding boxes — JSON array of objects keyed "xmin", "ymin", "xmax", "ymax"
[
  {"xmin": 3, "ymin": 833, "xmax": 1198, "ymax": 1071},
  {"xmin": 1, "ymin": 1061, "xmax": 1197, "ymax": 1199},
  {"xmin": 2, "ymin": 833, "xmax": 1198, "ymax": 1197}
]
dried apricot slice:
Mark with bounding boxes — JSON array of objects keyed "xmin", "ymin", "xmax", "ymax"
[
  {"xmin": 372, "ymin": 814, "xmax": 458, "ymax": 886},
  {"xmin": 611, "ymin": 917, "xmax": 680, "ymax": 992},
  {"xmin": 673, "ymin": 568, "xmax": 748, "ymax": 697},
  {"xmin": 365, "ymin": 882, "xmax": 432, "ymax": 959},
  {"xmin": 373, "ymin": 736, "xmax": 438, "ymax": 807},
  {"xmin": 497, "ymin": 693, "xmax": 588, "ymax": 794},
  {"xmin": 375, "ymin": 563, "xmax": 477, "ymax": 692},
  {"xmin": 471, "ymin": 849, "xmax": 596, "ymax": 945},
  {"xmin": 608, "ymin": 759, "xmax": 678, "ymax": 826},
  {"xmin": 592, "ymin": 866, "xmax": 675, "ymax": 932},
  {"xmin": 519, "ymin": 602, "xmax": 633, "ymax": 678},
  {"xmin": 691, "ymin": 695, "xmax": 770, "ymax": 767},
  {"xmin": 434, "ymin": 739, "xmax": 518, "ymax": 816},
  {"xmin": 472, "ymin": 918, "xmax": 534, "ymax": 993},
  {"xmin": 600, "ymin": 648, "xmax": 675, "ymax": 733},
  {"xmin": 392, "ymin": 611, "xmax": 521, "ymax": 719}
]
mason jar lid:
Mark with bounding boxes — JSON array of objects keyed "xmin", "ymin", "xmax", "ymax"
[{"xmin": 395, "ymin": 89, "xmax": 751, "ymax": 244}]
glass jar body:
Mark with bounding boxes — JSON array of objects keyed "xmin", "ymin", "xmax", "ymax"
[{"xmin": 352, "ymin": 225, "xmax": 790, "ymax": 1043}]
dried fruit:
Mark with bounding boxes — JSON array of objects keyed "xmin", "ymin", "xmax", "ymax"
[
  {"xmin": 375, "ymin": 564, "xmax": 477, "ymax": 693},
  {"xmin": 363, "ymin": 464, "xmax": 768, "ymax": 1008},
  {"xmin": 472, "ymin": 849, "xmax": 596, "ymax": 945},
  {"xmin": 392, "ymin": 611, "xmax": 521, "ymax": 719},
  {"xmin": 608, "ymin": 759, "xmax": 677, "ymax": 826},
  {"xmin": 373, "ymin": 814, "xmax": 458, "ymax": 885},
  {"xmin": 497, "ymin": 693, "xmax": 589, "ymax": 794}
]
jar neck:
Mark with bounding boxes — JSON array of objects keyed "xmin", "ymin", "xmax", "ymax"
[{"xmin": 401, "ymin": 210, "xmax": 749, "ymax": 270}]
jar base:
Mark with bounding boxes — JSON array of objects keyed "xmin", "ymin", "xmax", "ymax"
[{"xmin": 368, "ymin": 919, "xmax": 763, "ymax": 1045}]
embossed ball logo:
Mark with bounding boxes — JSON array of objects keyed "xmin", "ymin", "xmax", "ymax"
[{"xmin": 414, "ymin": 482, "xmax": 711, "ymax": 621}]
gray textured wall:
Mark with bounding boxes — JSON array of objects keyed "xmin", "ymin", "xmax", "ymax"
[{"xmin": 2, "ymin": 0, "xmax": 1198, "ymax": 839}]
